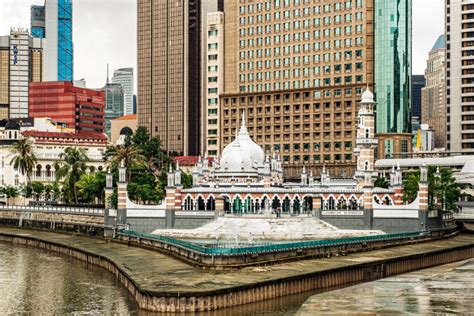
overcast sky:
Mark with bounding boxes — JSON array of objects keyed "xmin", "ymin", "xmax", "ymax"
[{"xmin": 0, "ymin": 0, "xmax": 443, "ymax": 89}]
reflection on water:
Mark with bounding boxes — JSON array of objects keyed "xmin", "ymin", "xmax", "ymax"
[
  {"xmin": 0, "ymin": 241, "xmax": 138, "ymax": 314},
  {"xmin": 2, "ymin": 240, "xmax": 472, "ymax": 315},
  {"xmin": 297, "ymin": 259, "xmax": 474, "ymax": 315}
]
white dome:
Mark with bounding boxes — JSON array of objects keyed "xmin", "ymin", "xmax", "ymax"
[
  {"xmin": 361, "ymin": 86, "xmax": 375, "ymax": 103},
  {"xmin": 220, "ymin": 138, "xmax": 254, "ymax": 171},
  {"xmin": 237, "ymin": 123, "xmax": 265, "ymax": 167}
]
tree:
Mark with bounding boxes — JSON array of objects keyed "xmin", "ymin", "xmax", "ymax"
[
  {"xmin": 104, "ymin": 143, "xmax": 144, "ymax": 180},
  {"xmin": 181, "ymin": 172, "xmax": 193, "ymax": 189},
  {"xmin": 44, "ymin": 184, "xmax": 53, "ymax": 201},
  {"xmin": 30, "ymin": 181, "xmax": 45, "ymax": 202},
  {"xmin": 76, "ymin": 172, "xmax": 106, "ymax": 204},
  {"xmin": 0, "ymin": 185, "xmax": 19, "ymax": 205},
  {"xmin": 403, "ymin": 172, "xmax": 420, "ymax": 203},
  {"xmin": 374, "ymin": 176, "xmax": 389, "ymax": 189},
  {"xmin": 403, "ymin": 167, "xmax": 460, "ymax": 211},
  {"xmin": 55, "ymin": 147, "xmax": 90, "ymax": 204},
  {"xmin": 51, "ymin": 182, "xmax": 61, "ymax": 202},
  {"xmin": 10, "ymin": 138, "xmax": 37, "ymax": 184},
  {"xmin": 432, "ymin": 167, "xmax": 461, "ymax": 211}
]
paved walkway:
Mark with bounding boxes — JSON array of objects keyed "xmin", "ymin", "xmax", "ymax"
[
  {"xmin": 0, "ymin": 227, "xmax": 473, "ymax": 296},
  {"xmin": 297, "ymin": 259, "xmax": 474, "ymax": 315}
]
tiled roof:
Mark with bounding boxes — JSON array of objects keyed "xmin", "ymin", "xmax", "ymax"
[
  {"xmin": 174, "ymin": 156, "xmax": 214, "ymax": 166},
  {"xmin": 113, "ymin": 114, "xmax": 137, "ymax": 121},
  {"xmin": 22, "ymin": 130, "xmax": 108, "ymax": 141}
]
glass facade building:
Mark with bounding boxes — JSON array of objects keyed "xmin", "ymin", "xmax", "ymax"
[
  {"xmin": 374, "ymin": 0, "xmax": 412, "ymax": 134},
  {"xmin": 31, "ymin": 0, "xmax": 73, "ymax": 82},
  {"xmin": 57, "ymin": 0, "xmax": 73, "ymax": 81},
  {"xmin": 103, "ymin": 83, "xmax": 125, "ymax": 138},
  {"xmin": 31, "ymin": 6, "xmax": 46, "ymax": 38}
]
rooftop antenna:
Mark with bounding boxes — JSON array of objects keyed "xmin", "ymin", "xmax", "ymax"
[{"xmin": 106, "ymin": 63, "xmax": 109, "ymax": 84}]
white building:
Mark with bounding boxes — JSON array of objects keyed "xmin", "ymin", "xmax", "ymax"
[
  {"xmin": 446, "ymin": 0, "xmax": 474, "ymax": 153},
  {"xmin": 204, "ymin": 12, "xmax": 224, "ymax": 157},
  {"xmin": 112, "ymin": 68, "xmax": 134, "ymax": 115},
  {"xmin": 0, "ymin": 120, "xmax": 107, "ymax": 188}
]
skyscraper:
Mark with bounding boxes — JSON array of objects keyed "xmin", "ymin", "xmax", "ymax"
[
  {"xmin": 446, "ymin": 1, "xmax": 474, "ymax": 153},
  {"xmin": 0, "ymin": 29, "xmax": 44, "ymax": 119},
  {"xmin": 204, "ymin": 12, "xmax": 224, "ymax": 157},
  {"xmin": 374, "ymin": 0, "xmax": 412, "ymax": 134},
  {"xmin": 411, "ymin": 75, "xmax": 425, "ymax": 123},
  {"xmin": 137, "ymin": 0, "xmax": 223, "ymax": 156},
  {"xmin": 111, "ymin": 68, "xmax": 134, "ymax": 116},
  {"xmin": 31, "ymin": 0, "xmax": 74, "ymax": 82},
  {"xmin": 220, "ymin": 0, "xmax": 374, "ymax": 177},
  {"xmin": 422, "ymin": 35, "xmax": 446, "ymax": 149},
  {"xmin": 103, "ymin": 83, "xmax": 124, "ymax": 138}
]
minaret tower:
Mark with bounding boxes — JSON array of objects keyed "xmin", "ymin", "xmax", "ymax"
[{"xmin": 354, "ymin": 86, "xmax": 378, "ymax": 188}]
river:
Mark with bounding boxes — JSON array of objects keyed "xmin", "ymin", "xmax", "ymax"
[
  {"xmin": 1, "ymin": 241, "xmax": 473, "ymax": 315},
  {"xmin": 0, "ymin": 241, "xmax": 138, "ymax": 314}
]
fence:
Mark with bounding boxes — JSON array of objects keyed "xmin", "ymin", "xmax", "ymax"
[
  {"xmin": 117, "ymin": 229, "xmax": 424, "ymax": 256},
  {"xmin": 0, "ymin": 205, "xmax": 104, "ymax": 215}
]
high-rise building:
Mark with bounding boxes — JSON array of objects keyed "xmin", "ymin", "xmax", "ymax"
[
  {"xmin": 374, "ymin": 0, "xmax": 412, "ymax": 134},
  {"xmin": 29, "ymin": 81, "xmax": 105, "ymax": 134},
  {"xmin": 446, "ymin": 1, "xmax": 474, "ymax": 153},
  {"xmin": 111, "ymin": 68, "xmax": 134, "ymax": 116},
  {"xmin": 137, "ymin": 0, "xmax": 223, "ymax": 156},
  {"xmin": 411, "ymin": 75, "xmax": 425, "ymax": 123},
  {"xmin": 0, "ymin": 28, "xmax": 44, "ymax": 119},
  {"xmin": 204, "ymin": 12, "xmax": 224, "ymax": 157},
  {"xmin": 421, "ymin": 35, "xmax": 446, "ymax": 149},
  {"xmin": 31, "ymin": 0, "xmax": 74, "ymax": 82},
  {"xmin": 103, "ymin": 83, "xmax": 124, "ymax": 138},
  {"xmin": 220, "ymin": 0, "xmax": 374, "ymax": 178}
]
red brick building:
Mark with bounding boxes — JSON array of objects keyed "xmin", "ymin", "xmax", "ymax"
[{"xmin": 29, "ymin": 81, "xmax": 105, "ymax": 134}]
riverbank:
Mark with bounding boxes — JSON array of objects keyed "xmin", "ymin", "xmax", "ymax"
[{"xmin": 0, "ymin": 226, "xmax": 473, "ymax": 312}]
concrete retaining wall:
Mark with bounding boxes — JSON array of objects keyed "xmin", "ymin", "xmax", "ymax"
[
  {"xmin": 0, "ymin": 230, "xmax": 472, "ymax": 313},
  {"xmin": 0, "ymin": 209, "xmax": 104, "ymax": 225}
]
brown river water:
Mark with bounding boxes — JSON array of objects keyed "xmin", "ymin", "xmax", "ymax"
[{"xmin": 1, "ymin": 241, "xmax": 473, "ymax": 315}]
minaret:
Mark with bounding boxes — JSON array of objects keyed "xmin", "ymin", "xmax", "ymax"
[{"xmin": 354, "ymin": 86, "xmax": 378, "ymax": 188}]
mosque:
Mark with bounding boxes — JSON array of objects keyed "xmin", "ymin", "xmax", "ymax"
[{"xmin": 163, "ymin": 88, "xmax": 412, "ymax": 216}]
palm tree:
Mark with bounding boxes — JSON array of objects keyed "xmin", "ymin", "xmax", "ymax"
[
  {"xmin": 55, "ymin": 147, "xmax": 90, "ymax": 204},
  {"xmin": 76, "ymin": 173, "xmax": 101, "ymax": 204},
  {"xmin": 105, "ymin": 144, "xmax": 144, "ymax": 180},
  {"xmin": 10, "ymin": 138, "xmax": 37, "ymax": 184}
]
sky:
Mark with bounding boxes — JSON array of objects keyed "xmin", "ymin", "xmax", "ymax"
[{"xmin": 0, "ymin": 0, "xmax": 443, "ymax": 89}]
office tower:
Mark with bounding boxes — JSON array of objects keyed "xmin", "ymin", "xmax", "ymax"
[
  {"xmin": 446, "ymin": 0, "xmax": 474, "ymax": 153},
  {"xmin": 411, "ymin": 75, "xmax": 425, "ymax": 123},
  {"xmin": 137, "ymin": 0, "xmax": 223, "ymax": 156},
  {"xmin": 0, "ymin": 29, "xmax": 44, "ymax": 119},
  {"xmin": 31, "ymin": 5, "xmax": 46, "ymax": 38},
  {"xmin": 31, "ymin": 0, "xmax": 74, "ymax": 82},
  {"xmin": 220, "ymin": 0, "xmax": 374, "ymax": 177},
  {"xmin": 103, "ymin": 83, "xmax": 125, "ymax": 138},
  {"xmin": 374, "ymin": 0, "xmax": 412, "ymax": 133},
  {"xmin": 204, "ymin": 12, "xmax": 224, "ymax": 157},
  {"xmin": 422, "ymin": 35, "xmax": 446, "ymax": 149},
  {"xmin": 111, "ymin": 68, "xmax": 134, "ymax": 116},
  {"xmin": 29, "ymin": 81, "xmax": 105, "ymax": 134},
  {"xmin": 374, "ymin": 0, "xmax": 412, "ymax": 159}
]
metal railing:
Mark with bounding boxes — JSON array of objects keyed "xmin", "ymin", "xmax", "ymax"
[
  {"xmin": 0, "ymin": 205, "xmax": 104, "ymax": 215},
  {"xmin": 117, "ymin": 229, "xmax": 424, "ymax": 256}
]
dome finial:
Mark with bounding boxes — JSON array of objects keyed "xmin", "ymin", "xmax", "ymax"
[
  {"xmin": 241, "ymin": 110, "xmax": 246, "ymax": 127},
  {"xmin": 361, "ymin": 84, "xmax": 375, "ymax": 104}
]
